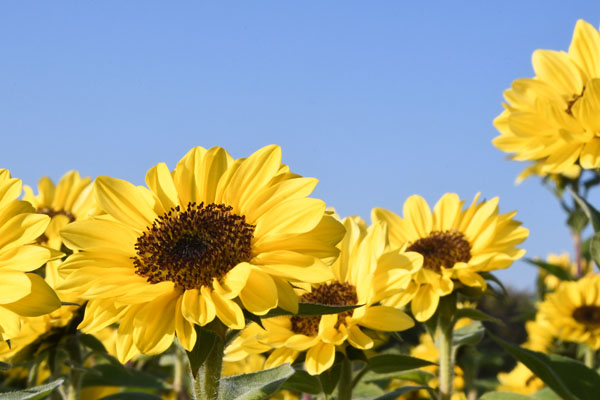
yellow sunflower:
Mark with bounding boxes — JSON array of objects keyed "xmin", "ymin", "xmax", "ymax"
[
  {"xmin": 497, "ymin": 362, "xmax": 544, "ymax": 395},
  {"xmin": 538, "ymin": 274, "xmax": 600, "ymax": 349},
  {"xmin": 0, "ymin": 169, "xmax": 61, "ymax": 341},
  {"xmin": 232, "ymin": 216, "xmax": 417, "ymax": 375},
  {"xmin": 372, "ymin": 193, "xmax": 528, "ymax": 322},
  {"xmin": 523, "ymin": 313, "xmax": 555, "ymax": 353},
  {"xmin": 57, "ymin": 145, "xmax": 345, "ymax": 361},
  {"xmin": 493, "ymin": 20, "xmax": 600, "ymax": 174},
  {"xmin": 539, "ymin": 252, "xmax": 590, "ymax": 291}
]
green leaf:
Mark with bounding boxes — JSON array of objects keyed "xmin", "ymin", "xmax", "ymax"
[
  {"xmin": 487, "ymin": 331, "xmax": 600, "ymax": 400},
  {"xmin": 480, "ymin": 272, "xmax": 508, "ymax": 296},
  {"xmin": 0, "ymin": 362, "xmax": 9, "ymax": 370},
  {"xmin": 362, "ymin": 369, "xmax": 435, "ymax": 385},
  {"xmin": 186, "ymin": 326, "xmax": 220, "ymax": 377},
  {"xmin": 319, "ymin": 357, "xmax": 342, "ymax": 395},
  {"xmin": 345, "ymin": 346, "xmax": 368, "ymax": 363},
  {"xmin": 99, "ymin": 394, "xmax": 162, "ymax": 400},
  {"xmin": 220, "ymin": 363, "xmax": 294, "ymax": 400},
  {"xmin": 368, "ymin": 354, "xmax": 436, "ymax": 374},
  {"xmin": 0, "ymin": 378, "xmax": 64, "ymax": 400},
  {"xmin": 567, "ymin": 208, "xmax": 588, "ymax": 233},
  {"xmin": 532, "ymin": 387, "xmax": 562, "ymax": 400},
  {"xmin": 590, "ymin": 232, "xmax": 600, "ymax": 269},
  {"xmin": 479, "ymin": 392, "xmax": 535, "ymax": 400},
  {"xmin": 352, "ymin": 381, "xmax": 385, "ymax": 398},
  {"xmin": 454, "ymin": 308, "xmax": 503, "ymax": 325},
  {"xmin": 261, "ymin": 303, "xmax": 362, "ymax": 319},
  {"xmin": 452, "ymin": 321, "xmax": 485, "ymax": 348},
  {"xmin": 280, "ymin": 370, "xmax": 321, "ymax": 394},
  {"xmin": 371, "ymin": 385, "xmax": 430, "ymax": 400},
  {"xmin": 81, "ymin": 364, "xmax": 166, "ymax": 389},
  {"xmin": 79, "ymin": 333, "xmax": 108, "ymax": 353},
  {"xmin": 568, "ymin": 187, "xmax": 600, "ymax": 232},
  {"xmin": 525, "ymin": 259, "xmax": 574, "ymax": 282}
]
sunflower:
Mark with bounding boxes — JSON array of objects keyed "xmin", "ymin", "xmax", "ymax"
[
  {"xmin": 0, "ymin": 169, "xmax": 61, "ymax": 341},
  {"xmin": 23, "ymin": 170, "xmax": 97, "ymax": 252},
  {"xmin": 538, "ymin": 274, "xmax": 600, "ymax": 349},
  {"xmin": 372, "ymin": 193, "xmax": 528, "ymax": 322},
  {"xmin": 497, "ymin": 362, "xmax": 544, "ymax": 395},
  {"xmin": 230, "ymin": 216, "xmax": 417, "ymax": 375},
  {"xmin": 493, "ymin": 20, "xmax": 600, "ymax": 174},
  {"xmin": 57, "ymin": 145, "xmax": 345, "ymax": 361},
  {"xmin": 539, "ymin": 252, "xmax": 590, "ymax": 291},
  {"xmin": 523, "ymin": 313, "xmax": 555, "ymax": 353}
]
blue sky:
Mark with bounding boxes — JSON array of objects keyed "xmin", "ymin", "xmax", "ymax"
[{"xmin": 2, "ymin": 2, "xmax": 600, "ymax": 290}]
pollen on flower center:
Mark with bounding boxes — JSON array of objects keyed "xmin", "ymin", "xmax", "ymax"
[
  {"xmin": 291, "ymin": 282, "xmax": 358, "ymax": 337},
  {"xmin": 132, "ymin": 202, "xmax": 255, "ymax": 290},
  {"xmin": 572, "ymin": 305, "xmax": 600, "ymax": 328},
  {"xmin": 406, "ymin": 230, "xmax": 471, "ymax": 273}
]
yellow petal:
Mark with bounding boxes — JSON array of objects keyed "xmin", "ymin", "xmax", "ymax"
[
  {"xmin": 0, "ymin": 245, "xmax": 54, "ymax": 272},
  {"xmin": 347, "ymin": 325, "xmax": 373, "ymax": 350},
  {"xmin": 0, "ymin": 200, "xmax": 34, "ymax": 226},
  {"xmin": 411, "ymin": 285, "xmax": 440, "ymax": 322},
  {"xmin": 285, "ymin": 334, "xmax": 320, "ymax": 350},
  {"xmin": 265, "ymin": 347, "xmax": 299, "ymax": 369},
  {"xmin": 569, "ymin": 20, "xmax": 600, "ymax": 79},
  {"xmin": 211, "ymin": 291, "xmax": 245, "ymax": 329},
  {"xmin": 2, "ymin": 273, "xmax": 60, "ymax": 316},
  {"xmin": 0, "ymin": 270, "xmax": 32, "ymax": 304},
  {"xmin": 403, "ymin": 195, "xmax": 433, "ymax": 239},
  {"xmin": 0, "ymin": 213, "xmax": 49, "ymax": 251},
  {"xmin": 94, "ymin": 176, "xmax": 156, "ymax": 231},
  {"xmin": 175, "ymin": 297, "xmax": 197, "ymax": 351},
  {"xmin": 132, "ymin": 293, "xmax": 177, "ymax": 354},
  {"xmin": 0, "ymin": 305, "xmax": 21, "ymax": 340},
  {"xmin": 254, "ymin": 198, "xmax": 326, "ymax": 238},
  {"xmin": 532, "ymin": 49, "xmax": 584, "ymax": 95},
  {"xmin": 272, "ymin": 277, "xmax": 299, "ymax": 313},
  {"xmin": 60, "ymin": 218, "xmax": 138, "ymax": 252},
  {"xmin": 181, "ymin": 287, "xmax": 217, "ymax": 326},
  {"xmin": 252, "ymin": 251, "xmax": 333, "ymax": 283},
  {"xmin": 371, "ymin": 207, "xmax": 410, "ymax": 247},
  {"xmin": 433, "ymin": 193, "xmax": 462, "ymax": 231},
  {"xmin": 359, "ymin": 305, "xmax": 414, "ymax": 332},
  {"xmin": 239, "ymin": 268, "xmax": 278, "ymax": 315},
  {"xmin": 305, "ymin": 342, "xmax": 335, "ymax": 375},
  {"xmin": 145, "ymin": 162, "xmax": 179, "ymax": 213},
  {"xmin": 573, "ymin": 79, "xmax": 600, "ymax": 134}
]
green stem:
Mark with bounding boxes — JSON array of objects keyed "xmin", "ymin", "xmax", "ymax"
[
  {"xmin": 337, "ymin": 356, "xmax": 353, "ymax": 400},
  {"xmin": 194, "ymin": 338, "xmax": 224, "ymax": 400},
  {"xmin": 585, "ymin": 345, "xmax": 596, "ymax": 369},
  {"xmin": 438, "ymin": 294, "xmax": 457, "ymax": 400}
]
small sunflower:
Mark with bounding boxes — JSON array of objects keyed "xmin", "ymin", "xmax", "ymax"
[
  {"xmin": 372, "ymin": 193, "xmax": 528, "ymax": 321},
  {"xmin": 0, "ymin": 169, "xmax": 61, "ymax": 340},
  {"xmin": 523, "ymin": 314, "xmax": 555, "ymax": 353},
  {"xmin": 57, "ymin": 145, "xmax": 345, "ymax": 361},
  {"xmin": 497, "ymin": 362, "xmax": 544, "ymax": 395},
  {"xmin": 493, "ymin": 20, "xmax": 600, "ymax": 174},
  {"xmin": 538, "ymin": 274, "xmax": 600, "ymax": 349},
  {"xmin": 232, "ymin": 216, "xmax": 417, "ymax": 375},
  {"xmin": 539, "ymin": 252, "xmax": 590, "ymax": 291}
]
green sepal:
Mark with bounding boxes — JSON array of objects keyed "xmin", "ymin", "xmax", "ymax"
[{"xmin": 186, "ymin": 325, "xmax": 220, "ymax": 378}]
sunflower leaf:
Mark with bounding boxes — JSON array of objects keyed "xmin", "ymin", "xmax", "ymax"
[
  {"xmin": 0, "ymin": 362, "xmax": 9, "ymax": 370},
  {"xmin": 371, "ymin": 385, "xmax": 431, "ymax": 400},
  {"xmin": 186, "ymin": 326, "xmax": 220, "ymax": 378},
  {"xmin": 567, "ymin": 208, "xmax": 589, "ymax": 234},
  {"xmin": 81, "ymin": 364, "xmax": 167, "ymax": 389},
  {"xmin": 479, "ymin": 392, "xmax": 536, "ymax": 400},
  {"xmin": 525, "ymin": 258, "xmax": 575, "ymax": 281},
  {"xmin": 487, "ymin": 331, "xmax": 599, "ymax": 400},
  {"xmin": 532, "ymin": 387, "xmax": 562, "ymax": 399},
  {"xmin": 480, "ymin": 272, "xmax": 508, "ymax": 296},
  {"xmin": 319, "ymin": 354, "xmax": 343, "ymax": 395},
  {"xmin": 220, "ymin": 363, "xmax": 295, "ymax": 400},
  {"xmin": 280, "ymin": 370, "xmax": 321, "ymax": 394},
  {"xmin": 368, "ymin": 354, "xmax": 436, "ymax": 374},
  {"xmin": 568, "ymin": 187, "xmax": 600, "ymax": 232},
  {"xmin": 453, "ymin": 308, "xmax": 503, "ymax": 325},
  {"xmin": 0, "ymin": 378, "xmax": 64, "ymax": 400},
  {"xmin": 98, "ymin": 394, "xmax": 162, "ymax": 400},
  {"xmin": 261, "ymin": 303, "xmax": 362, "ymax": 319},
  {"xmin": 452, "ymin": 321, "xmax": 485, "ymax": 348}
]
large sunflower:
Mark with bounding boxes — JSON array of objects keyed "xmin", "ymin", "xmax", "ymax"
[
  {"xmin": 227, "ymin": 216, "xmax": 417, "ymax": 375},
  {"xmin": 57, "ymin": 145, "xmax": 345, "ymax": 361},
  {"xmin": 538, "ymin": 274, "xmax": 600, "ymax": 349},
  {"xmin": 372, "ymin": 193, "xmax": 528, "ymax": 321},
  {"xmin": 0, "ymin": 169, "xmax": 61, "ymax": 341},
  {"xmin": 493, "ymin": 20, "xmax": 600, "ymax": 174}
]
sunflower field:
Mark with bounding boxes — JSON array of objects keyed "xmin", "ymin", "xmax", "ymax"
[{"xmin": 4, "ymin": 16, "xmax": 600, "ymax": 400}]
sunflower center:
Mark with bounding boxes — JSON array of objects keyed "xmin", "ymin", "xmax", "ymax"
[
  {"xmin": 572, "ymin": 305, "xmax": 600, "ymax": 328},
  {"xmin": 290, "ymin": 282, "xmax": 358, "ymax": 337},
  {"xmin": 406, "ymin": 230, "xmax": 471, "ymax": 273},
  {"xmin": 37, "ymin": 207, "xmax": 76, "ymax": 222},
  {"xmin": 133, "ymin": 202, "xmax": 255, "ymax": 290}
]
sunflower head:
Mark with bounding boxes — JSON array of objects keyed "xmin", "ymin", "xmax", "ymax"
[
  {"xmin": 493, "ymin": 20, "xmax": 600, "ymax": 174},
  {"xmin": 539, "ymin": 274, "xmax": 600, "ymax": 349},
  {"xmin": 58, "ymin": 145, "xmax": 345, "ymax": 361},
  {"xmin": 373, "ymin": 193, "xmax": 528, "ymax": 322},
  {"xmin": 231, "ymin": 216, "xmax": 418, "ymax": 375}
]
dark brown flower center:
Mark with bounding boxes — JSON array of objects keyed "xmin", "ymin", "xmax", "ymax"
[
  {"xmin": 572, "ymin": 305, "xmax": 600, "ymax": 328},
  {"xmin": 406, "ymin": 230, "xmax": 471, "ymax": 273},
  {"xmin": 133, "ymin": 202, "xmax": 255, "ymax": 290},
  {"xmin": 290, "ymin": 282, "xmax": 358, "ymax": 336}
]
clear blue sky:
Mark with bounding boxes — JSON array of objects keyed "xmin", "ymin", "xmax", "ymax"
[{"xmin": 2, "ymin": 2, "xmax": 600, "ymax": 290}]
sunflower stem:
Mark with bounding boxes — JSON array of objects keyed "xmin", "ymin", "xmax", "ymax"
[
  {"xmin": 438, "ymin": 295, "xmax": 457, "ymax": 400},
  {"xmin": 338, "ymin": 356, "xmax": 353, "ymax": 400},
  {"xmin": 585, "ymin": 345, "xmax": 596, "ymax": 369},
  {"xmin": 193, "ymin": 322, "xmax": 227, "ymax": 400}
]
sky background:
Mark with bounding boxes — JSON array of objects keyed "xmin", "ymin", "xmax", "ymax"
[{"xmin": 2, "ymin": 2, "xmax": 600, "ymax": 291}]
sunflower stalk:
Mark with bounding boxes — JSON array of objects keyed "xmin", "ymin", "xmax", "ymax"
[
  {"xmin": 584, "ymin": 345, "xmax": 596, "ymax": 369},
  {"xmin": 192, "ymin": 321, "xmax": 227, "ymax": 400},
  {"xmin": 337, "ymin": 356, "xmax": 353, "ymax": 400},
  {"xmin": 437, "ymin": 294, "xmax": 457, "ymax": 400}
]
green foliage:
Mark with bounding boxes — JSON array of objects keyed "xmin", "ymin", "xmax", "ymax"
[
  {"xmin": 525, "ymin": 259, "xmax": 575, "ymax": 282},
  {"xmin": 368, "ymin": 354, "xmax": 436, "ymax": 374},
  {"xmin": 0, "ymin": 378, "xmax": 63, "ymax": 400},
  {"xmin": 220, "ymin": 364, "xmax": 294, "ymax": 400}
]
